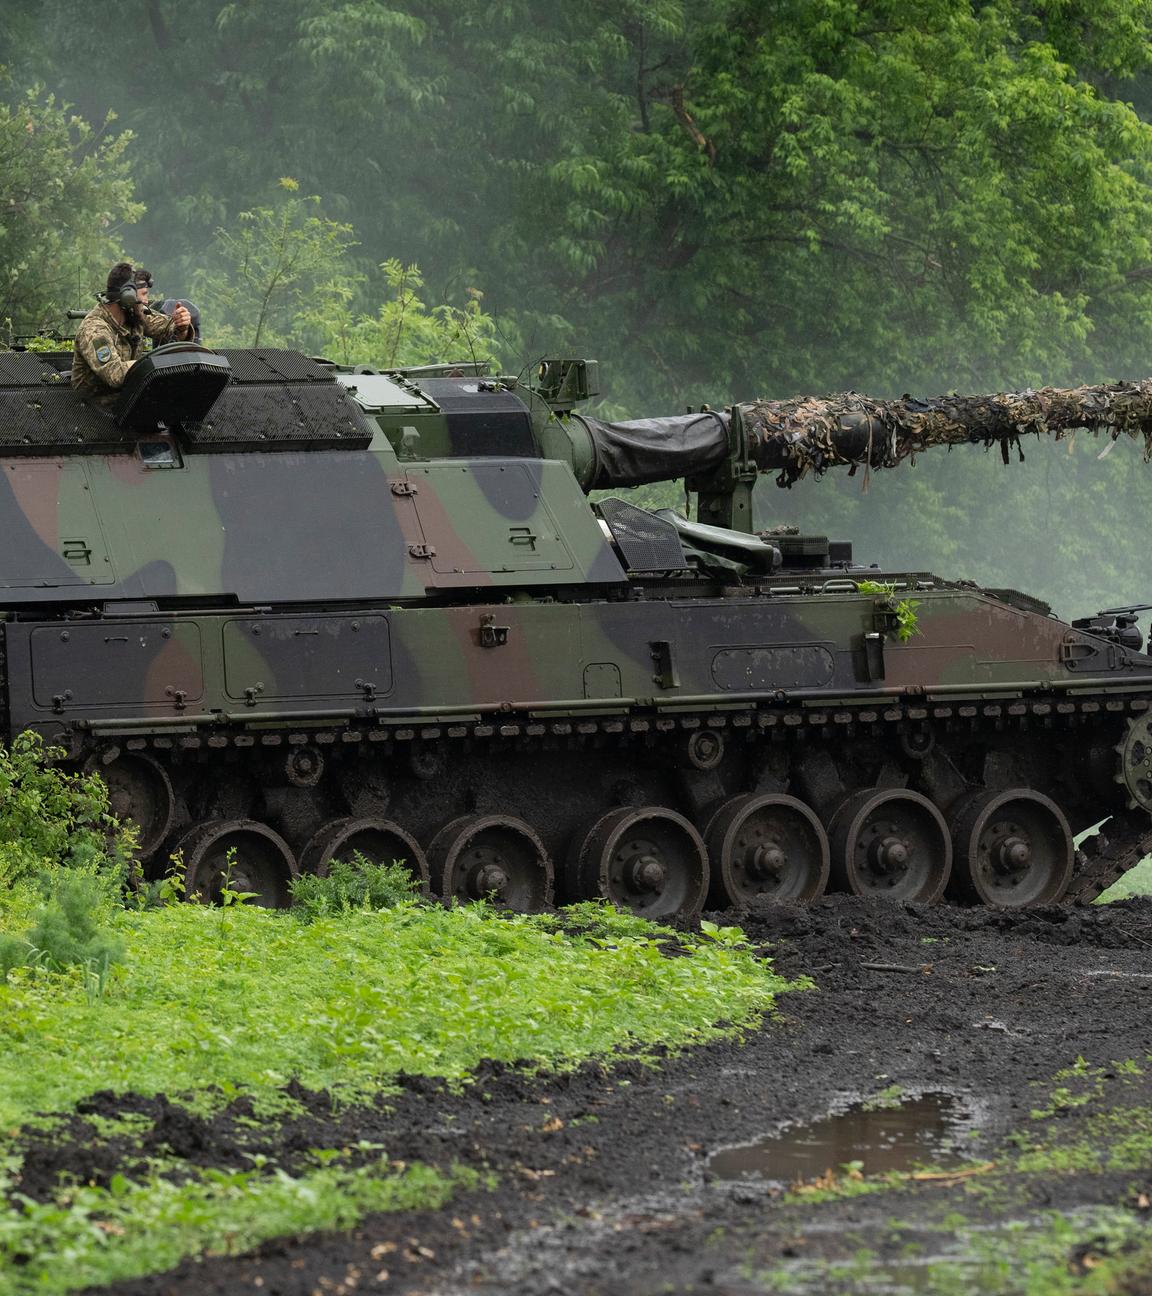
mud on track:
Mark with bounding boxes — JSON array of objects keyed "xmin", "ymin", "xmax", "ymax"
[{"xmin": 44, "ymin": 895, "xmax": 1152, "ymax": 1294}]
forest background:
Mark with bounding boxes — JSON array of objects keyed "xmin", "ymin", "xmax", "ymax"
[{"xmin": 3, "ymin": 0, "xmax": 1152, "ymax": 615}]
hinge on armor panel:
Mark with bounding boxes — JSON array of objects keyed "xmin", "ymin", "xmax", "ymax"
[
  {"xmin": 407, "ymin": 543, "xmax": 436, "ymax": 559},
  {"xmin": 650, "ymin": 640, "xmax": 679, "ymax": 689},
  {"xmin": 1060, "ymin": 637, "xmax": 1119, "ymax": 671},
  {"xmin": 863, "ymin": 631, "xmax": 886, "ymax": 681}
]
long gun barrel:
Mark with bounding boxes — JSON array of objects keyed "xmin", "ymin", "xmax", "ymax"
[{"xmin": 559, "ymin": 378, "xmax": 1152, "ymax": 531}]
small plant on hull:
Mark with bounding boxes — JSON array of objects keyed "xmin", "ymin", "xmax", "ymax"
[{"xmin": 858, "ymin": 580, "xmax": 922, "ymax": 643}]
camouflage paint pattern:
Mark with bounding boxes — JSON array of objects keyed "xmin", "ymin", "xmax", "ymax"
[
  {"xmin": 3, "ymin": 344, "xmax": 1152, "ymax": 911},
  {"xmin": 71, "ymin": 304, "xmax": 182, "ymax": 404}
]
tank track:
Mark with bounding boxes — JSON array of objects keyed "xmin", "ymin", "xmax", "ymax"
[
  {"xmin": 1068, "ymin": 809, "xmax": 1152, "ymax": 905},
  {"xmin": 74, "ymin": 680, "xmax": 1152, "ymax": 908}
]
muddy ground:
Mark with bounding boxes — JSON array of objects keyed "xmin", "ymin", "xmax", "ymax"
[{"xmin": 27, "ymin": 895, "xmax": 1152, "ymax": 1294}]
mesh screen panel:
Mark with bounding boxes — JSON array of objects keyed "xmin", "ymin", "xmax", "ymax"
[
  {"xmin": 0, "ymin": 354, "xmax": 57, "ymax": 387},
  {"xmin": 218, "ymin": 349, "xmax": 333, "ymax": 385},
  {"xmin": 598, "ymin": 498, "xmax": 688, "ymax": 572},
  {"xmin": 0, "ymin": 389, "xmax": 127, "ymax": 450},
  {"xmin": 184, "ymin": 383, "xmax": 373, "ymax": 450}
]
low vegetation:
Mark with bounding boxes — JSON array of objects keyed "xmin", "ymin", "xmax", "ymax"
[
  {"xmin": 2, "ymin": 1159, "xmax": 479, "ymax": 1295},
  {"xmin": 0, "ymin": 737, "xmax": 799, "ymax": 1292}
]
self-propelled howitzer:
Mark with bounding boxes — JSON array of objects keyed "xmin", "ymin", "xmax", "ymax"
[{"xmin": 0, "ymin": 343, "xmax": 1149, "ymax": 916}]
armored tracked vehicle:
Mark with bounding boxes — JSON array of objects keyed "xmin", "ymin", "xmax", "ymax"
[{"xmin": 1, "ymin": 341, "xmax": 1150, "ymax": 916}]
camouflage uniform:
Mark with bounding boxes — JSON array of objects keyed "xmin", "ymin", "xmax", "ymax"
[{"xmin": 71, "ymin": 303, "xmax": 183, "ymax": 406}]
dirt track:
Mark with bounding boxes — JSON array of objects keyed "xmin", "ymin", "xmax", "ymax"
[{"xmin": 61, "ymin": 895, "xmax": 1152, "ymax": 1294}]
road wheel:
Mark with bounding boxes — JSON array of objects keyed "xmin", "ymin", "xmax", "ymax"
[
  {"xmin": 175, "ymin": 819, "xmax": 296, "ymax": 909},
  {"xmin": 949, "ymin": 788, "xmax": 1073, "ymax": 906},
  {"xmin": 568, "ymin": 806, "xmax": 708, "ymax": 921},
  {"xmin": 705, "ymin": 793, "xmax": 829, "ymax": 906},
  {"xmin": 828, "ymin": 789, "xmax": 951, "ymax": 903},
  {"xmin": 428, "ymin": 815, "xmax": 552, "ymax": 912}
]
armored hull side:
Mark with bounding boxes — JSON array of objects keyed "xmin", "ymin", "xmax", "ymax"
[{"xmin": 1, "ymin": 346, "xmax": 1148, "ymax": 914}]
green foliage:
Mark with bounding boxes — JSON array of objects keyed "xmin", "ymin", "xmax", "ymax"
[
  {"xmin": 192, "ymin": 182, "xmax": 504, "ymax": 365},
  {"xmin": 0, "ymin": 903, "xmax": 797, "ymax": 1128},
  {"xmin": 0, "ymin": 88, "xmax": 141, "ymax": 341},
  {"xmin": 191, "ymin": 178, "xmax": 359, "ymax": 349},
  {"xmin": 857, "ymin": 580, "xmax": 922, "ymax": 642},
  {"xmin": 0, "ymin": 735, "xmax": 134, "ymax": 988},
  {"xmin": 0, "ymin": 1157, "xmax": 475, "ymax": 1295},
  {"xmin": 290, "ymin": 853, "xmax": 422, "ymax": 922},
  {"xmin": 311, "ymin": 259, "xmax": 503, "ymax": 369},
  {"xmin": 0, "ymin": 732, "xmax": 128, "ymax": 889},
  {"xmin": 1, "ymin": 872, "xmax": 124, "ymax": 985}
]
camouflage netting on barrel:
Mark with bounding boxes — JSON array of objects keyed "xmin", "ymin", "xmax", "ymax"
[{"xmin": 738, "ymin": 380, "xmax": 1152, "ymax": 487}]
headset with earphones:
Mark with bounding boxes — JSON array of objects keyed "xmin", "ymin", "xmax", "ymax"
[
  {"xmin": 102, "ymin": 264, "xmax": 152, "ymax": 312},
  {"xmin": 107, "ymin": 280, "xmax": 140, "ymax": 310}
]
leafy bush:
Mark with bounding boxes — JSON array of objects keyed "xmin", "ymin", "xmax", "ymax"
[
  {"xmin": 0, "ymin": 872, "xmax": 124, "ymax": 985},
  {"xmin": 0, "ymin": 733, "xmax": 134, "ymax": 985},
  {"xmin": 0, "ymin": 732, "xmax": 131, "ymax": 889},
  {"xmin": 290, "ymin": 854, "xmax": 422, "ymax": 923}
]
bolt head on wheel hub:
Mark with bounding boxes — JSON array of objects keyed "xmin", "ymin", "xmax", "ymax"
[
  {"xmin": 994, "ymin": 834, "xmax": 1032, "ymax": 873},
  {"xmin": 748, "ymin": 843, "xmax": 787, "ymax": 878},
  {"xmin": 869, "ymin": 834, "xmax": 909, "ymax": 872},
  {"xmin": 627, "ymin": 853, "xmax": 666, "ymax": 892},
  {"xmin": 470, "ymin": 856, "xmax": 510, "ymax": 899}
]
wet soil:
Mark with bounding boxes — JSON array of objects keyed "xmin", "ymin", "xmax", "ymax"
[{"xmin": 37, "ymin": 894, "xmax": 1152, "ymax": 1293}]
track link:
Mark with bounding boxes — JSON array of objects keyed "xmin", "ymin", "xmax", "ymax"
[
  {"xmin": 1069, "ymin": 808, "xmax": 1152, "ymax": 904},
  {"xmin": 77, "ymin": 687, "xmax": 1152, "ymax": 908}
]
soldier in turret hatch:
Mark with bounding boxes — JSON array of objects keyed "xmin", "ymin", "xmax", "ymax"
[{"xmin": 71, "ymin": 263, "xmax": 194, "ymax": 406}]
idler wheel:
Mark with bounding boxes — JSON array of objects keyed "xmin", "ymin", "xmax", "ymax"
[
  {"xmin": 568, "ymin": 806, "xmax": 708, "ymax": 921},
  {"xmin": 428, "ymin": 815, "xmax": 553, "ymax": 912},
  {"xmin": 704, "ymin": 793, "xmax": 829, "ymax": 907},
  {"xmin": 84, "ymin": 750, "xmax": 175, "ymax": 859},
  {"xmin": 828, "ymin": 789, "xmax": 951, "ymax": 903},
  {"xmin": 948, "ymin": 788, "xmax": 1072, "ymax": 907},
  {"xmin": 174, "ymin": 819, "xmax": 296, "ymax": 909},
  {"xmin": 299, "ymin": 817, "xmax": 429, "ymax": 895}
]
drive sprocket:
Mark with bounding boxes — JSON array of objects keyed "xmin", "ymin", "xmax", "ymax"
[{"xmin": 1115, "ymin": 711, "xmax": 1152, "ymax": 811}]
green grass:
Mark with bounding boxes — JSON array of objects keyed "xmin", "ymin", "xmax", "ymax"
[
  {"xmin": 1098, "ymin": 853, "xmax": 1152, "ymax": 901},
  {"xmin": 0, "ymin": 894, "xmax": 799, "ymax": 1294},
  {"xmin": 0, "ymin": 1157, "xmax": 478, "ymax": 1295},
  {"xmin": 0, "ymin": 900, "xmax": 796, "ymax": 1126}
]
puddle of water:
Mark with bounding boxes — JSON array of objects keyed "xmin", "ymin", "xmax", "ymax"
[{"xmin": 709, "ymin": 1093, "xmax": 975, "ymax": 1185}]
